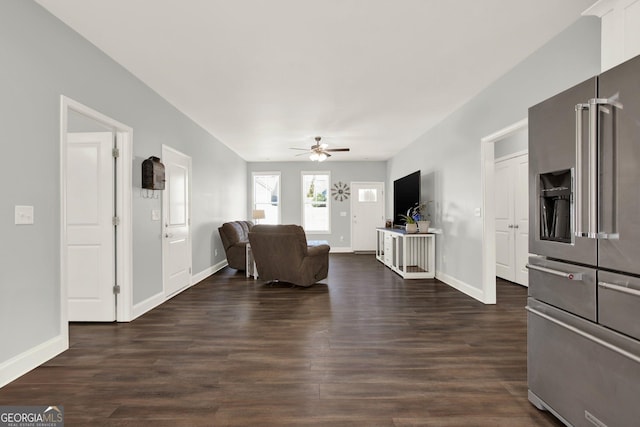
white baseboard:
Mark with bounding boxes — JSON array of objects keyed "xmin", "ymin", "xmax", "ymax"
[
  {"xmin": 329, "ymin": 247, "xmax": 353, "ymax": 253},
  {"xmin": 192, "ymin": 260, "xmax": 228, "ymax": 285},
  {"xmin": 435, "ymin": 270, "xmax": 486, "ymax": 303},
  {"xmin": 132, "ymin": 260, "xmax": 229, "ymax": 321},
  {"xmin": 131, "ymin": 291, "xmax": 165, "ymax": 320},
  {"xmin": 0, "ymin": 334, "xmax": 67, "ymax": 388}
]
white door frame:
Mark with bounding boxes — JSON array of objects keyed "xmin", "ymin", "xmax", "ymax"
[
  {"xmin": 60, "ymin": 96, "xmax": 133, "ymax": 333},
  {"xmin": 480, "ymin": 118, "xmax": 528, "ymax": 304},
  {"xmin": 350, "ymin": 181, "xmax": 385, "ymax": 252}
]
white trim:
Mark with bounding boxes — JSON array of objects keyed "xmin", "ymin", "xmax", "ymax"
[
  {"xmin": 115, "ymin": 130, "xmax": 134, "ymax": 322},
  {"xmin": 329, "ymin": 246, "xmax": 353, "ymax": 253},
  {"xmin": 582, "ymin": 0, "xmax": 616, "ymax": 17},
  {"xmin": 251, "ymin": 171, "xmax": 281, "ymax": 224},
  {"xmin": 132, "ymin": 292, "xmax": 165, "ymax": 320},
  {"xmin": 191, "ymin": 260, "xmax": 228, "ymax": 285},
  {"xmin": 60, "ymin": 95, "xmax": 134, "ymax": 328},
  {"xmin": 435, "ymin": 271, "xmax": 485, "ymax": 303},
  {"xmin": 301, "ymin": 170, "xmax": 331, "ymax": 233},
  {"xmin": 495, "ymin": 149, "xmax": 528, "ymax": 164},
  {"xmin": 480, "ymin": 118, "xmax": 528, "ymax": 305},
  {"xmin": 132, "ymin": 262, "xmax": 228, "ymax": 322},
  {"xmin": 0, "ymin": 335, "xmax": 67, "ymax": 388}
]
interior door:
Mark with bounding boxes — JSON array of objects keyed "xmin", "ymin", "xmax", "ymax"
[
  {"xmin": 495, "ymin": 153, "xmax": 529, "ymax": 286},
  {"xmin": 495, "ymin": 160, "xmax": 515, "ymax": 281},
  {"xmin": 162, "ymin": 146, "xmax": 192, "ymax": 297},
  {"xmin": 66, "ymin": 132, "xmax": 115, "ymax": 321},
  {"xmin": 351, "ymin": 182, "xmax": 384, "ymax": 252},
  {"xmin": 514, "ymin": 155, "xmax": 529, "ymax": 286}
]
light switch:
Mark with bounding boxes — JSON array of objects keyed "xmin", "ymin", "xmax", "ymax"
[
  {"xmin": 474, "ymin": 207, "xmax": 482, "ymax": 217},
  {"xmin": 15, "ymin": 205, "xmax": 34, "ymax": 225},
  {"xmin": 151, "ymin": 209, "xmax": 161, "ymax": 221},
  {"xmin": 340, "ymin": 211, "xmax": 347, "ymax": 217}
]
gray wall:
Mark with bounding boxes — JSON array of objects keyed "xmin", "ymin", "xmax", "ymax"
[
  {"xmin": 387, "ymin": 16, "xmax": 601, "ymax": 294},
  {"xmin": 247, "ymin": 161, "xmax": 387, "ymax": 248},
  {"xmin": 0, "ymin": 1, "xmax": 245, "ymax": 365}
]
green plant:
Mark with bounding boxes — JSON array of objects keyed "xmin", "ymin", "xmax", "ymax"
[{"xmin": 399, "ymin": 214, "xmax": 416, "ymax": 224}]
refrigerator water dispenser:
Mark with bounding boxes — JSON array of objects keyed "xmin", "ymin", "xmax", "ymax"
[{"xmin": 539, "ymin": 170, "xmax": 572, "ymax": 243}]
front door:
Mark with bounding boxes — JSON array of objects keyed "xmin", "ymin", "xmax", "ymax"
[
  {"xmin": 351, "ymin": 182, "xmax": 385, "ymax": 252},
  {"xmin": 162, "ymin": 146, "xmax": 192, "ymax": 297},
  {"xmin": 66, "ymin": 132, "xmax": 116, "ymax": 321}
]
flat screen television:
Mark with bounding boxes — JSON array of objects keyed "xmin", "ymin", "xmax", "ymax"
[{"xmin": 393, "ymin": 170, "xmax": 420, "ymax": 226}]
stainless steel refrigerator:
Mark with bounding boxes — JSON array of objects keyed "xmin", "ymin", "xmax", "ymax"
[{"xmin": 527, "ymin": 53, "xmax": 640, "ymax": 426}]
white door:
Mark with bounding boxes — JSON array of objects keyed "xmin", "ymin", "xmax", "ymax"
[
  {"xmin": 66, "ymin": 132, "xmax": 116, "ymax": 321},
  {"xmin": 162, "ymin": 146, "xmax": 192, "ymax": 297},
  {"xmin": 514, "ymin": 156, "xmax": 529, "ymax": 286},
  {"xmin": 495, "ymin": 153, "xmax": 529, "ymax": 286},
  {"xmin": 495, "ymin": 160, "xmax": 515, "ymax": 281},
  {"xmin": 351, "ymin": 182, "xmax": 385, "ymax": 252}
]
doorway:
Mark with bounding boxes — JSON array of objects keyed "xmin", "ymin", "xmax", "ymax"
[
  {"xmin": 162, "ymin": 145, "xmax": 192, "ymax": 297},
  {"xmin": 480, "ymin": 118, "xmax": 528, "ymax": 303},
  {"xmin": 495, "ymin": 151, "xmax": 529, "ymax": 286},
  {"xmin": 351, "ymin": 182, "xmax": 385, "ymax": 252},
  {"xmin": 60, "ymin": 96, "xmax": 133, "ymax": 326}
]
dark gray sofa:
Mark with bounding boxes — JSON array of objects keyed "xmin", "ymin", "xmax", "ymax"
[
  {"xmin": 248, "ymin": 224, "xmax": 330, "ymax": 287},
  {"xmin": 218, "ymin": 221, "xmax": 253, "ymax": 270}
]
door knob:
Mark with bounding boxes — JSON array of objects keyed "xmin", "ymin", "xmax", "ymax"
[
  {"xmin": 165, "ymin": 233, "xmax": 174, "ymax": 238},
  {"xmin": 508, "ymin": 224, "xmax": 514, "ymax": 228}
]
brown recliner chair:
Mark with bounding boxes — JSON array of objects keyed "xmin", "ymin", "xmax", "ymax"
[
  {"xmin": 218, "ymin": 221, "xmax": 253, "ymax": 270},
  {"xmin": 248, "ymin": 224, "xmax": 330, "ymax": 287}
]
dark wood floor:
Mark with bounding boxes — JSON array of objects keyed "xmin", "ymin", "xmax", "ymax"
[{"xmin": 0, "ymin": 254, "xmax": 563, "ymax": 426}]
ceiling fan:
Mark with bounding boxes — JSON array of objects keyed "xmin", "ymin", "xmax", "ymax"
[{"xmin": 290, "ymin": 136, "xmax": 350, "ymax": 161}]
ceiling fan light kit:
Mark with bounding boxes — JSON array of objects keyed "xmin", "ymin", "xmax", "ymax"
[
  {"xmin": 310, "ymin": 152, "xmax": 327, "ymax": 162},
  {"xmin": 291, "ymin": 136, "xmax": 350, "ymax": 161}
]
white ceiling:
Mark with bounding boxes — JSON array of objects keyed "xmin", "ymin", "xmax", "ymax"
[{"xmin": 36, "ymin": 0, "xmax": 596, "ymax": 162}]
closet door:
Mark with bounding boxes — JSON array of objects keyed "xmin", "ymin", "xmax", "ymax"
[
  {"xmin": 495, "ymin": 153, "xmax": 529, "ymax": 286},
  {"xmin": 495, "ymin": 160, "xmax": 515, "ymax": 281},
  {"xmin": 514, "ymin": 155, "xmax": 529, "ymax": 286}
]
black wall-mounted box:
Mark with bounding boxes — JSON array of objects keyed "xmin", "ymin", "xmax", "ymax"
[{"xmin": 142, "ymin": 156, "xmax": 165, "ymax": 190}]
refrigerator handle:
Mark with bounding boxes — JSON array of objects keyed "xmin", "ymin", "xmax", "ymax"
[
  {"xmin": 526, "ymin": 263, "xmax": 583, "ymax": 281},
  {"xmin": 587, "ymin": 98, "xmax": 600, "ymax": 239},
  {"xmin": 526, "ymin": 306, "xmax": 640, "ymax": 364},
  {"xmin": 599, "ymin": 281, "xmax": 640, "ymax": 298},
  {"xmin": 574, "ymin": 103, "xmax": 589, "ymax": 237},
  {"xmin": 590, "ymin": 96, "xmax": 623, "ymax": 239}
]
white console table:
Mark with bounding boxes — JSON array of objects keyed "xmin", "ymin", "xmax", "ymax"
[{"xmin": 376, "ymin": 228, "xmax": 435, "ymax": 279}]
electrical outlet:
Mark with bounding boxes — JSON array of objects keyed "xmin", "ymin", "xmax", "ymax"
[
  {"xmin": 340, "ymin": 236, "xmax": 344, "ymax": 242},
  {"xmin": 214, "ymin": 249, "xmax": 218, "ymax": 257}
]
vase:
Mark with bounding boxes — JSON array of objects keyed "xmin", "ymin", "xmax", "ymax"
[
  {"xmin": 417, "ymin": 220, "xmax": 430, "ymax": 233},
  {"xmin": 405, "ymin": 223, "xmax": 418, "ymax": 233}
]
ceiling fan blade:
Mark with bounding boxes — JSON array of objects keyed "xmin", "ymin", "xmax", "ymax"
[
  {"xmin": 325, "ymin": 148, "xmax": 350, "ymax": 152},
  {"xmin": 289, "ymin": 147, "xmax": 310, "ymax": 151}
]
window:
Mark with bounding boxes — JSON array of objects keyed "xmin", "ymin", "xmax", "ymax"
[
  {"xmin": 358, "ymin": 188, "xmax": 378, "ymax": 202},
  {"xmin": 302, "ymin": 171, "xmax": 330, "ymax": 233},
  {"xmin": 252, "ymin": 172, "xmax": 280, "ymax": 224}
]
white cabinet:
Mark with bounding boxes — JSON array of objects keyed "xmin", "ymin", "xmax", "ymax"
[
  {"xmin": 495, "ymin": 153, "xmax": 529, "ymax": 286},
  {"xmin": 584, "ymin": 0, "xmax": 640, "ymax": 71},
  {"xmin": 376, "ymin": 228, "xmax": 435, "ymax": 279}
]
